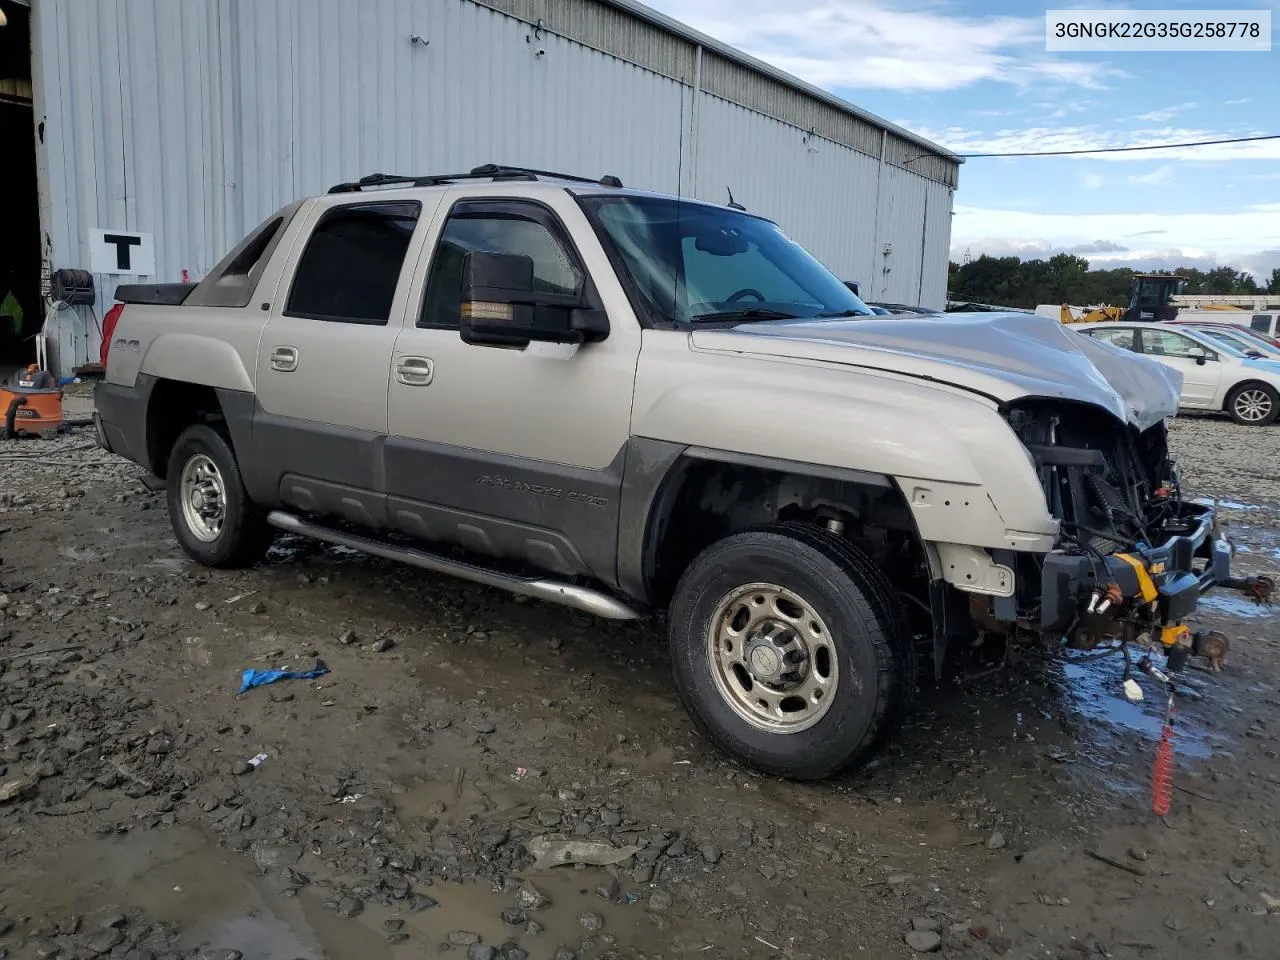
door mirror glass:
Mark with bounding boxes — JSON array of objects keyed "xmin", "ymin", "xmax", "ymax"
[{"xmin": 459, "ymin": 251, "xmax": 604, "ymax": 347}]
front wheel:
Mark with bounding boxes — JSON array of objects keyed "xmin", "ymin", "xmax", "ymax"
[
  {"xmin": 1226, "ymin": 382, "xmax": 1279, "ymax": 426},
  {"xmin": 668, "ymin": 523, "xmax": 914, "ymax": 780},
  {"xmin": 166, "ymin": 424, "xmax": 274, "ymax": 567}
]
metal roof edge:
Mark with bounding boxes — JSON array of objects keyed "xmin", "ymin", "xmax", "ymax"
[{"xmin": 596, "ymin": 0, "xmax": 962, "ymax": 165}]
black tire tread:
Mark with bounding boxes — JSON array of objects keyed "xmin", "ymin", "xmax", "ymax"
[
  {"xmin": 768, "ymin": 521, "xmax": 918, "ymax": 737},
  {"xmin": 668, "ymin": 521, "xmax": 912, "ymax": 780},
  {"xmin": 165, "ymin": 424, "xmax": 273, "ymax": 568}
]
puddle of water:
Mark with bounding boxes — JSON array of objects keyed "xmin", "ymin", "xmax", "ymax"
[
  {"xmin": 1063, "ymin": 662, "xmax": 1221, "ymax": 759},
  {"xmin": 1193, "ymin": 496, "xmax": 1265, "ymax": 511},
  {"xmin": 58, "ymin": 545, "xmax": 104, "ymax": 563},
  {"xmin": 8, "ymin": 827, "xmax": 389, "ymax": 960},
  {"xmin": 1197, "ymin": 593, "xmax": 1272, "ymax": 619}
]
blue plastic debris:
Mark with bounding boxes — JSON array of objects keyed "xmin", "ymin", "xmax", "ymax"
[{"xmin": 238, "ymin": 659, "xmax": 329, "ymax": 694}]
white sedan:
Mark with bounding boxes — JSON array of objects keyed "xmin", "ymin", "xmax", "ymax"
[{"xmin": 1073, "ymin": 321, "xmax": 1280, "ymax": 425}]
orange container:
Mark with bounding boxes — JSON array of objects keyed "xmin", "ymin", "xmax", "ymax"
[{"xmin": 2, "ymin": 366, "xmax": 64, "ymax": 439}]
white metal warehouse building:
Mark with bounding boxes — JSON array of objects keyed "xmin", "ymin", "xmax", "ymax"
[{"xmin": 1, "ymin": 0, "xmax": 960, "ymax": 378}]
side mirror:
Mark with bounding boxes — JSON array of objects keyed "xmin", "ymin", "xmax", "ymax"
[
  {"xmin": 458, "ymin": 251, "xmax": 608, "ymax": 347},
  {"xmin": 1187, "ymin": 346, "xmax": 1207, "ymax": 365}
]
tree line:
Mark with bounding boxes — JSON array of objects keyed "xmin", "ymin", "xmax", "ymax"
[{"xmin": 948, "ymin": 254, "xmax": 1280, "ymax": 310}]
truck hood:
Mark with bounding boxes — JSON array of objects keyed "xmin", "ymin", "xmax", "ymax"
[{"xmin": 691, "ymin": 311, "xmax": 1181, "ymax": 432}]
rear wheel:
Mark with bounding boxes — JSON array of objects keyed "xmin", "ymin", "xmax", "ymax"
[
  {"xmin": 166, "ymin": 424, "xmax": 274, "ymax": 567},
  {"xmin": 668, "ymin": 523, "xmax": 914, "ymax": 780},
  {"xmin": 1226, "ymin": 382, "xmax": 1279, "ymax": 426}
]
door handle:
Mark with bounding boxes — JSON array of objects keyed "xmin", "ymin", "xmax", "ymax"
[
  {"xmin": 395, "ymin": 356, "xmax": 434, "ymax": 386},
  {"xmin": 270, "ymin": 346, "xmax": 298, "ymax": 372}
]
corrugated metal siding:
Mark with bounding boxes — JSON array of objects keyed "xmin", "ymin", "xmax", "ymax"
[
  {"xmin": 471, "ymin": 0, "xmax": 696, "ymax": 82},
  {"xmin": 29, "ymin": 0, "xmax": 953, "ymax": 370},
  {"xmin": 919, "ymin": 180, "xmax": 955, "ymax": 310},
  {"xmin": 700, "ymin": 51, "xmax": 885, "ymax": 161},
  {"xmin": 884, "ymin": 132, "xmax": 957, "ymax": 189},
  {"xmin": 32, "ymin": 0, "xmax": 234, "ymax": 302},
  {"xmin": 694, "ymin": 96, "xmax": 882, "ymax": 288},
  {"xmin": 872, "ymin": 166, "xmax": 928, "ymax": 304}
]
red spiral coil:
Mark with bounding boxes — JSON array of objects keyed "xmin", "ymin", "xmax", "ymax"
[{"xmin": 1151, "ymin": 723, "xmax": 1174, "ymax": 816}]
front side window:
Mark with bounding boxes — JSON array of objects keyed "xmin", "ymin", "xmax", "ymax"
[
  {"xmin": 579, "ymin": 195, "xmax": 872, "ymax": 325},
  {"xmin": 1253, "ymin": 314, "xmax": 1274, "ymax": 333},
  {"xmin": 285, "ymin": 201, "xmax": 421, "ymax": 324},
  {"xmin": 421, "ymin": 202, "xmax": 583, "ymax": 328},
  {"xmin": 1140, "ymin": 330, "xmax": 1215, "ymax": 359},
  {"xmin": 1089, "ymin": 327, "xmax": 1137, "ymax": 351}
]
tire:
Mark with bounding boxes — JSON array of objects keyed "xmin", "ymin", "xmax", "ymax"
[
  {"xmin": 668, "ymin": 522, "xmax": 914, "ymax": 780},
  {"xmin": 1225, "ymin": 382, "xmax": 1280, "ymax": 426},
  {"xmin": 165, "ymin": 423, "xmax": 274, "ymax": 567}
]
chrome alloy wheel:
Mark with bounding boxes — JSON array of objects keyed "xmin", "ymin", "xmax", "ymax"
[
  {"xmin": 706, "ymin": 582, "xmax": 839, "ymax": 733},
  {"xmin": 179, "ymin": 453, "xmax": 227, "ymax": 542},
  {"xmin": 1233, "ymin": 388, "xmax": 1273, "ymax": 423}
]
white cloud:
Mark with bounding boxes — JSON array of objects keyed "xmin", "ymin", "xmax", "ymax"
[
  {"xmin": 952, "ymin": 204, "xmax": 1280, "ymax": 278},
  {"xmin": 1069, "ymin": 240, "xmax": 1130, "ymax": 253},
  {"xmin": 1136, "ymin": 102, "xmax": 1198, "ymax": 123},
  {"xmin": 920, "ymin": 124, "xmax": 1280, "ymax": 161},
  {"xmin": 1128, "ymin": 165, "xmax": 1175, "ymax": 185},
  {"xmin": 1081, "ymin": 171, "xmax": 1105, "ymax": 189},
  {"xmin": 1224, "ymin": 98, "xmax": 1253, "ymax": 105},
  {"xmin": 645, "ymin": 0, "xmax": 1120, "ymax": 92}
]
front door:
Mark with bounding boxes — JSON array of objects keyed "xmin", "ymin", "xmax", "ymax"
[
  {"xmin": 1137, "ymin": 328, "xmax": 1223, "ymax": 407},
  {"xmin": 254, "ymin": 198, "xmax": 429, "ymax": 526},
  {"xmin": 385, "ymin": 190, "xmax": 642, "ymax": 583}
]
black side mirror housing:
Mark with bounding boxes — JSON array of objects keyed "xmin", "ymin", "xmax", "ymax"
[{"xmin": 458, "ymin": 251, "xmax": 609, "ymax": 348}]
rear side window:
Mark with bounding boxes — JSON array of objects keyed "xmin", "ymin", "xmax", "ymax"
[
  {"xmin": 1253, "ymin": 314, "xmax": 1273, "ymax": 333},
  {"xmin": 286, "ymin": 201, "xmax": 421, "ymax": 324}
]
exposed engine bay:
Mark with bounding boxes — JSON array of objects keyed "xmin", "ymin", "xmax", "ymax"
[
  {"xmin": 981, "ymin": 399, "xmax": 1270, "ymax": 674},
  {"xmin": 1006, "ymin": 399, "xmax": 1178, "ymax": 558}
]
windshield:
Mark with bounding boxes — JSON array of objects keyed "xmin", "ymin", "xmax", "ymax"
[
  {"xmin": 1186, "ymin": 331, "xmax": 1248, "ymax": 359},
  {"xmin": 1197, "ymin": 328, "xmax": 1277, "ymax": 355},
  {"xmin": 578, "ymin": 195, "xmax": 873, "ymax": 325}
]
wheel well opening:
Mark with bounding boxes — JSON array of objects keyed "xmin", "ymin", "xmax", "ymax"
[
  {"xmin": 1225, "ymin": 379, "xmax": 1276, "ymax": 411},
  {"xmin": 145, "ymin": 380, "xmax": 224, "ymax": 476},
  {"xmin": 645, "ymin": 459, "xmax": 931, "ymax": 619}
]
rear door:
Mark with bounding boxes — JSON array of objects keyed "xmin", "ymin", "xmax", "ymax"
[
  {"xmin": 1136, "ymin": 328, "xmax": 1224, "ymax": 407},
  {"xmin": 253, "ymin": 197, "xmax": 437, "ymax": 526}
]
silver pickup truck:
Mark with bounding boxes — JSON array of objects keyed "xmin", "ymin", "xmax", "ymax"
[{"xmin": 95, "ymin": 164, "xmax": 1255, "ymax": 780}]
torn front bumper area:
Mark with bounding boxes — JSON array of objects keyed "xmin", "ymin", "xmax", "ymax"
[{"xmin": 1040, "ymin": 500, "xmax": 1232, "ymax": 634}]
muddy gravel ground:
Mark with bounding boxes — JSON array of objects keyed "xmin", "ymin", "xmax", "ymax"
[{"xmin": 3, "ymin": 403, "xmax": 1280, "ymax": 960}]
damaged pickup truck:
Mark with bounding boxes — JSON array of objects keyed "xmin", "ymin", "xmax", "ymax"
[{"xmin": 95, "ymin": 164, "xmax": 1267, "ymax": 780}]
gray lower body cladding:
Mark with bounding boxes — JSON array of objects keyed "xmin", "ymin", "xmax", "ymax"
[
  {"xmin": 94, "ymin": 376, "xmax": 685, "ymax": 601},
  {"xmin": 94, "ymin": 377, "xmax": 156, "ymax": 466},
  {"xmin": 266, "ymin": 510, "xmax": 642, "ymax": 620}
]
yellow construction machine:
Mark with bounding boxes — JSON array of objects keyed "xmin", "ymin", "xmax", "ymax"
[{"xmin": 1058, "ymin": 273, "xmax": 1186, "ymax": 325}]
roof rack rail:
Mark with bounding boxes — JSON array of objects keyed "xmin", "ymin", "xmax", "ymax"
[{"xmin": 327, "ymin": 164, "xmax": 624, "ymax": 194}]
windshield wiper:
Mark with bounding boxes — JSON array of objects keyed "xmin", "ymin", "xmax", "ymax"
[
  {"xmin": 815, "ymin": 309, "xmax": 871, "ymax": 318},
  {"xmin": 690, "ymin": 308, "xmax": 800, "ymax": 323}
]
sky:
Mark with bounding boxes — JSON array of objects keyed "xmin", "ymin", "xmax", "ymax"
[{"xmin": 644, "ymin": 0, "xmax": 1280, "ymax": 279}]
